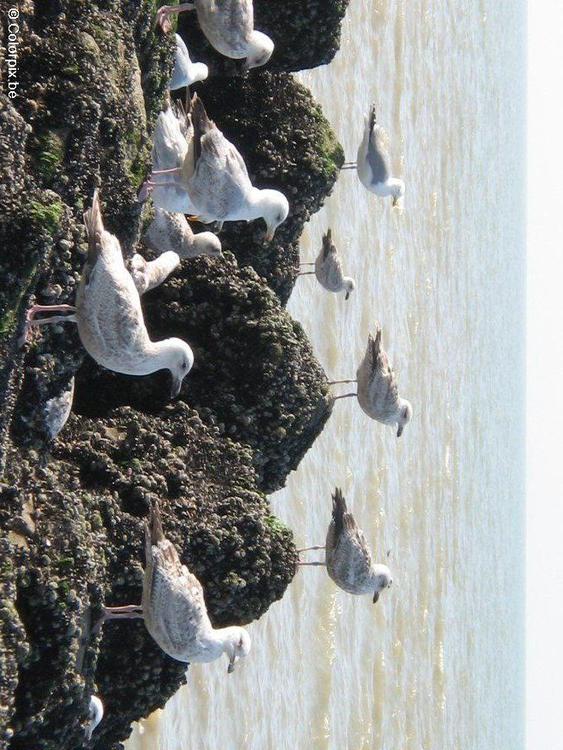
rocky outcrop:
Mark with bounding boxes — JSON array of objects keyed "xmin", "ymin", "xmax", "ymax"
[
  {"xmin": 0, "ymin": 0, "xmax": 349, "ymax": 747},
  {"xmin": 179, "ymin": 0, "xmax": 351, "ymax": 74}
]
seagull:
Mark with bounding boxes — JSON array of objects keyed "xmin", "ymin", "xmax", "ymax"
[
  {"xmin": 298, "ymin": 229, "xmax": 355, "ymax": 299},
  {"xmin": 22, "ymin": 191, "xmax": 194, "ymax": 398},
  {"xmin": 297, "ymin": 488, "xmax": 393, "ymax": 603},
  {"xmin": 86, "ymin": 695, "xmax": 103, "ymax": 740},
  {"xmin": 129, "ymin": 251, "xmax": 181, "ymax": 296},
  {"xmin": 144, "ymin": 207, "xmax": 222, "ymax": 258},
  {"xmin": 341, "ymin": 104, "xmax": 405, "ymax": 206},
  {"xmin": 44, "ymin": 377, "xmax": 75, "ymax": 439},
  {"xmin": 329, "ymin": 324, "xmax": 412, "ymax": 437},
  {"xmin": 96, "ymin": 502, "xmax": 252, "ymax": 673},
  {"xmin": 169, "ymin": 33, "xmax": 209, "ymax": 90},
  {"xmin": 157, "ymin": 1, "xmax": 274, "ymax": 70},
  {"xmin": 142, "ymin": 95, "xmax": 289, "ymax": 240}
]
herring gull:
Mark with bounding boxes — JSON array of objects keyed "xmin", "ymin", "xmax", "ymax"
[
  {"xmin": 297, "ymin": 488, "xmax": 393, "ymax": 603},
  {"xmin": 169, "ymin": 33, "xmax": 208, "ymax": 90},
  {"xmin": 298, "ymin": 229, "xmax": 355, "ymax": 299},
  {"xmin": 329, "ymin": 324, "xmax": 412, "ymax": 437},
  {"xmin": 96, "ymin": 502, "xmax": 251, "ymax": 672},
  {"xmin": 341, "ymin": 104, "xmax": 405, "ymax": 206},
  {"xmin": 22, "ymin": 191, "xmax": 194, "ymax": 398},
  {"xmin": 86, "ymin": 695, "xmax": 103, "ymax": 740},
  {"xmin": 144, "ymin": 207, "xmax": 222, "ymax": 258},
  {"xmin": 142, "ymin": 95, "xmax": 289, "ymax": 240},
  {"xmin": 157, "ymin": 1, "xmax": 274, "ymax": 70}
]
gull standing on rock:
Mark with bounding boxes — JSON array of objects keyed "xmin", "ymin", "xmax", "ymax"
[
  {"xmin": 341, "ymin": 104, "xmax": 405, "ymax": 206},
  {"xmin": 297, "ymin": 488, "xmax": 393, "ymax": 603},
  {"xmin": 298, "ymin": 229, "xmax": 355, "ymax": 299},
  {"xmin": 144, "ymin": 207, "xmax": 222, "ymax": 258},
  {"xmin": 329, "ymin": 325, "xmax": 412, "ymax": 437},
  {"xmin": 142, "ymin": 95, "xmax": 289, "ymax": 240},
  {"xmin": 22, "ymin": 191, "xmax": 194, "ymax": 397},
  {"xmin": 157, "ymin": 1, "xmax": 274, "ymax": 70},
  {"xmin": 169, "ymin": 33, "xmax": 209, "ymax": 90},
  {"xmin": 96, "ymin": 503, "xmax": 252, "ymax": 673}
]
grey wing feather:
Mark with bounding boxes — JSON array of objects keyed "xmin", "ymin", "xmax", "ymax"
[{"xmin": 366, "ymin": 108, "xmax": 391, "ymax": 185}]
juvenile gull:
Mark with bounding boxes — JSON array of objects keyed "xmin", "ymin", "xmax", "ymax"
[
  {"xmin": 96, "ymin": 503, "xmax": 251, "ymax": 672},
  {"xmin": 169, "ymin": 33, "xmax": 208, "ymax": 90},
  {"xmin": 86, "ymin": 695, "xmax": 103, "ymax": 740},
  {"xmin": 129, "ymin": 251, "xmax": 181, "ymax": 296},
  {"xmin": 141, "ymin": 104, "xmax": 196, "ymax": 214},
  {"xmin": 143, "ymin": 95, "xmax": 289, "ymax": 240},
  {"xmin": 298, "ymin": 488, "xmax": 392, "ymax": 603},
  {"xmin": 298, "ymin": 229, "xmax": 355, "ymax": 299},
  {"xmin": 44, "ymin": 377, "xmax": 75, "ymax": 439},
  {"xmin": 157, "ymin": 1, "xmax": 274, "ymax": 70},
  {"xmin": 144, "ymin": 207, "xmax": 222, "ymax": 258},
  {"xmin": 341, "ymin": 104, "xmax": 405, "ymax": 206},
  {"xmin": 329, "ymin": 324, "xmax": 412, "ymax": 437},
  {"xmin": 23, "ymin": 191, "xmax": 194, "ymax": 398}
]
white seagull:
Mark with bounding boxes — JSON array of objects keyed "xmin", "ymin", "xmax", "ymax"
[
  {"xmin": 341, "ymin": 104, "xmax": 405, "ymax": 206},
  {"xmin": 22, "ymin": 191, "xmax": 194, "ymax": 398},
  {"xmin": 86, "ymin": 695, "xmax": 104, "ymax": 740},
  {"xmin": 169, "ymin": 33, "xmax": 209, "ymax": 90},
  {"xmin": 297, "ymin": 488, "xmax": 393, "ymax": 603},
  {"xmin": 298, "ymin": 229, "xmax": 355, "ymax": 299},
  {"xmin": 144, "ymin": 207, "xmax": 222, "ymax": 258},
  {"xmin": 329, "ymin": 324, "xmax": 413, "ymax": 437},
  {"xmin": 142, "ymin": 95, "xmax": 289, "ymax": 240},
  {"xmin": 96, "ymin": 502, "xmax": 252, "ymax": 673},
  {"xmin": 157, "ymin": 1, "xmax": 274, "ymax": 70}
]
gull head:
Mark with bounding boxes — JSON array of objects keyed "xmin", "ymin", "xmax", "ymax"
[
  {"xmin": 371, "ymin": 564, "xmax": 393, "ymax": 604},
  {"xmin": 166, "ymin": 339, "xmax": 194, "ymax": 397},
  {"xmin": 344, "ymin": 277, "xmax": 356, "ymax": 301},
  {"xmin": 191, "ymin": 230, "xmax": 222, "ymax": 257},
  {"xmin": 86, "ymin": 695, "xmax": 104, "ymax": 740},
  {"xmin": 396, "ymin": 399, "xmax": 413, "ymax": 437},
  {"xmin": 224, "ymin": 627, "xmax": 252, "ymax": 673},
  {"xmin": 244, "ymin": 31, "xmax": 274, "ymax": 70},
  {"xmin": 256, "ymin": 189, "xmax": 289, "ymax": 241},
  {"xmin": 391, "ymin": 180, "xmax": 405, "ymax": 207}
]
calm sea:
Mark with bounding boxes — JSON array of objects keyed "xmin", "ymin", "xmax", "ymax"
[{"xmin": 126, "ymin": 0, "xmax": 525, "ymax": 747}]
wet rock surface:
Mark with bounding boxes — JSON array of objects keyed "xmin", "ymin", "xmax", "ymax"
[{"xmin": 0, "ymin": 0, "xmax": 348, "ymax": 747}]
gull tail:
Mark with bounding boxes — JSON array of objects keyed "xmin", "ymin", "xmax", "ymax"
[
  {"xmin": 368, "ymin": 103, "xmax": 377, "ymax": 133},
  {"xmin": 191, "ymin": 93, "xmax": 215, "ymax": 164},
  {"xmin": 147, "ymin": 501, "xmax": 166, "ymax": 546},
  {"xmin": 83, "ymin": 190, "xmax": 104, "ymax": 266},
  {"xmin": 370, "ymin": 324, "xmax": 382, "ymax": 362},
  {"xmin": 331, "ymin": 487, "xmax": 348, "ymax": 536}
]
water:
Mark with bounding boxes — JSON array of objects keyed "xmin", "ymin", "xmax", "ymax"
[{"xmin": 126, "ymin": 0, "xmax": 526, "ymax": 747}]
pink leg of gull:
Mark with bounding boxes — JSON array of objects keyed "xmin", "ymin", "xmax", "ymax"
[
  {"xmin": 156, "ymin": 3, "xmax": 196, "ymax": 33},
  {"xmin": 20, "ymin": 304, "xmax": 77, "ymax": 347}
]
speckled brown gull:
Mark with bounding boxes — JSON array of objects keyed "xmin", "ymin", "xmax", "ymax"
[
  {"xmin": 144, "ymin": 207, "xmax": 222, "ymax": 258},
  {"xmin": 143, "ymin": 95, "xmax": 289, "ymax": 240},
  {"xmin": 23, "ymin": 191, "xmax": 194, "ymax": 398},
  {"xmin": 298, "ymin": 229, "xmax": 355, "ymax": 299},
  {"xmin": 341, "ymin": 105, "xmax": 405, "ymax": 206},
  {"xmin": 169, "ymin": 33, "xmax": 208, "ymax": 91},
  {"xmin": 97, "ymin": 503, "xmax": 251, "ymax": 672},
  {"xmin": 330, "ymin": 325, "xmax": 413, "ymax": 437},
  {"xmin": 298, "ymin": 488, "xmax": 392, "ymax": 603},
  {"xmin": 157, "ymin": 1, "xmax": 274, "ymax": 70}
]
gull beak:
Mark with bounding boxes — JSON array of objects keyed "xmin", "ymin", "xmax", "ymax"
[
  {"xmin": 227, "ymin": 654, "xmax": 236, "ymax": 673},
  {"xmin": 392, "ymin": 196, "xmax": 399, "ymax": 208},
  {"xmin": 373, "ymin": 591, "xmax": 380, "ymax": 604},
  {"xmin": 264, "ymin": 229, "xmax": 275, "ymax": 242},
  {"xmin": 396, "ymin": 423, "xmax": 404, "ymax": 438},
  {"xmin": 345, "ymin": 291, "xmax": 351, "ymax": 301},
  {"xmin": 170, "ymin": 376, "xmax": 183, "ymax": 399}
]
